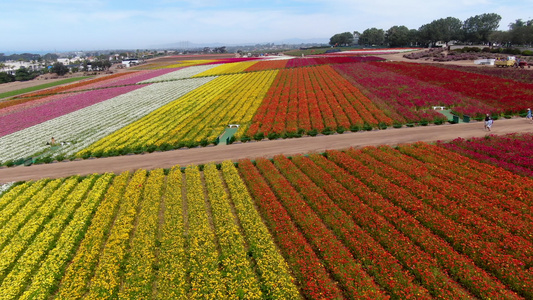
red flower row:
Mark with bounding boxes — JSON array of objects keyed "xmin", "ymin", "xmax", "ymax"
[
  {"xmin": 311, "ymin": 151, "xmax": 520, "ymax": 299},
  {"xmin": 237, "ymin": 159, "xmax": 345, "ymax": 299},
  {"xmin": 246, "ymin": 65, "xmax": 391, "ymax": 137},
  {"xmin": 253, "ymin": 157, "xmax": 388, "ymax": 299},
  {"xmin": 275, "ymin": 155, "xmax": 446, "ymax": 299},
  {"xmin": 335, "ymin": 147, "xmax": 532, "ymax": 298},
  {"xmin": 385, "ymin": 144, "xmax": 533, "ymax": 242}
]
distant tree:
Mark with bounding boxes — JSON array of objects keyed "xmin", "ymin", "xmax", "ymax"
[
  {"xmin": 408, "ymin": 29, "xmax": 421, "ymax": 46},
  {"xmin": 359, "ymin": 28, "xmax": 385, "ymax": 46},
  {"xmin": 0, "ymin": 72, "xmax": 15, "ymax": 83},
  {"xmin": 386, "ymin": 25, "xmax": 410, "ymax": 47},
  {"xmin": 510, "ymin": 25, "xmax": 533, "ymax": 45},
  {"xmin": 507, "ymin": 19, "xmax": 533, "ymax": 45},
  {"xmin": 509, "ymin": 19, "xmax": 526, "ymax": 30},
  {"xmin": 15, "ymin": 67, "xmax": 34, "ymax": 81},
  {"xmin": 419, "ymin": 17, "xmax": 462, "ymax": 47},
  {"xmin": 329, "ymin": 32, "xmax": 354, "ymax": 46},
  {"xmin": 42, "ymin": 53, "xmax": 59, "ymax": 61},
  {"xmin": 463, "ymin": 13, "xmax": 502, "ymax": 44},
  {"xmin": 489, "ymin": 30, "xmax": 511, "ymax": 46},
  {"xmin": 51, "ymin": 62, "xmax": 69, "ymax": 76},
  {"xmin": 214, "ymin": 46, "xmax": 227, "ymax": 53}
]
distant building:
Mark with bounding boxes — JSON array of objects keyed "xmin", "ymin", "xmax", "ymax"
[
  {"xmin": 0, "ymin": 60, "xmax": 43, "ymax": 75},
  {"xmin": 122, "ymin": 58, "xmax": 140, "ymax": 68}
]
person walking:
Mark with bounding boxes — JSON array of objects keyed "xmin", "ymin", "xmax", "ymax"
[
  {"xmin": 527, "ymin": 108, "xmax": 532, "ymax": 123},
  {"xmin": 484, "ymin": 114, "xmax": 493, "ymax": 131}
]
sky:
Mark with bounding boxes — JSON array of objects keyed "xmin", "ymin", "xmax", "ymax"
[{"xmin": 1, "ymin": 0, "xmax": 532, "ymax": 53}]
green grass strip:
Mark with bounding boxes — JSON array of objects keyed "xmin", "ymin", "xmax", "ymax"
[{"xmin": 0, "ymin": 76, "xmax": 92, "ymax": 99}]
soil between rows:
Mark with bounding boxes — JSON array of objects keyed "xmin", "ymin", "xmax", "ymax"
[{"xmin": 1, "ymin": 118, "xmax": 532, "ymax": 183}]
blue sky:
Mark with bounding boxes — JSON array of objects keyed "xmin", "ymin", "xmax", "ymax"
[{"xmin": 1, "ymin": 0, "xmax": 531, "ymax": 53}]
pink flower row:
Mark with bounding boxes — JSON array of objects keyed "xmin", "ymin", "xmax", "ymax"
[
  {"xmin": 0, "ymin": 69, "xmax": 177, "ymax": 118},
  {"xmin": 0, "ymin": 85, "xmax": 145, "ymax": 137}
]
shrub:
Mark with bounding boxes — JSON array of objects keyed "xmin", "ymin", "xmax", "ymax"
[
  {"xmin": 378, "ymin": 123, "xmax": 388, "ymax": 130},
  {"xmin": 229, "ymin": 136, "xmax": 236, "ymax": 144},
  {"xmin": 336, "ymin": 126, "xmax": 346, "ymax": 134},
  {"xmin": 350, "ymin": 124, "xmax": 360, "ymax": 132},
  {"xmin": 406, "ymin": 123, "xmax": 415, "ymax": 127},
  {"xmin": 268, "ymin": 132, "xmax": 280, "ymax": 140},
  {"xmin": 158, "ymin": 143, "xmax": 173, "ymax": 151},
  {"xmin": 146, "ymin": 145, "xmax": 158, "ymax": 153},
  {"xmin": 321, "ymin": 127, "xmax": 335, "ymax": 135},
  {"xmin": 433, "ymin": 120, "xmax": 443, "ymax": 125},
  {"xmin": 5, "ymin": 160, "xmax": 14, "ymax": 168},
  {"xmin": 308, "ymin": 129, "xmax": 318, "ymax": 136},
  {"xmin": 92, "ymin": 150, "xmax": 104, "ymax": 158},
  {"xmin": 199, "ymin": 139, "xmax": 209, "ymax": 147},
  {"xmin": 393, "ymin": 123, "xmax": 403, "ymax": 128},
  {"xmin": 363, "ymin": 123, "xmax": 373, "ymax": 131},
  {"xmin": 420, "ymin": 120, "xmax": 429, "ymax": 126},
  {"xmin": 253, "ymin": 132, "xmax": 265, "ymax": 141},
  {"xmin": 522, "ymin": 50, "xmax": 533, "ymax": 56},
  {"xmin": 240, "ymin": 136, "xmax": 251, "ymax": 143}
]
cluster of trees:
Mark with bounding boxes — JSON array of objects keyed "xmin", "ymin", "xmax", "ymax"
[
  {"xmin": 0, "ymin": 66, "xmax": 39, "ymax": 83},
  {"xmin": 330, "ymin": 13, "xmax": 532, "ymax": 48}
]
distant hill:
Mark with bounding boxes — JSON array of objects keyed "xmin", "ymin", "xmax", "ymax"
[{"xmin": 155, "ymin": 38, "xmax": 329, "ymax": 49}]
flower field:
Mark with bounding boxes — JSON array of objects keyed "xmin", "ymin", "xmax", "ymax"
[
  {"xmin": 373, "ymin": 61, "xmax": 533, "ymax": 117},
  {"xmin": 2, "ymin": 135, "xmax": 533, "ymax": 298},
  {"xmin": 77, "ymin": 69, "xmax": 278, "ymax": 156},
  {"xmin": 246, "ymin": 65, "xmax": 392, "ymax": 137},
  {"xmin": 0, "ymin": 163, "xmax": 300, "ymax": 300},
  {"xmin": 0, "ymin": 76, "xmax": 214, "ymax": 162},
  {"xmin": 2, "ymin": 53, "xmax": 533, "ymax": 165},
  {"xmin": 438, "ymin": 133, "xmax": 533, "ymax": 177}
]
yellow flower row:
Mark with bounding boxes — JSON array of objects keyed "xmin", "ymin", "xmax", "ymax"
[
  {"xmin": 156, "ymin": 166, "xmax": 188, "ymax": 299},
  {"xmin": 163, "ymin": 59, "xmax": 218, "ymax": 69},
  {"xmin": 118, "ymin": 74, "xmax": 236, "ymax": 149},
  {"xmin": 86, "ymin": 169, "xmax": 147, "ymax": 299},
  {"xmin": 19, "ymin": 174, "xmax": 113, "ymax": 300},
  {"xmin": 119, "ymin": 169, "xmax": 166, "ymax": 299},
  {"xmin": 0, "ymin": 178, "xmax": 66, "ymax": 280},
  {"xmin": 56, "ymin": 171, "xmax": 130, "ymax": 299},
  {"xmin": 203, "ymin": 164, "xmax": 263, "ymax": 299},
  {"xmin": 0, "ymin": 182, "xmax": 31, "ymax": 212},
  {"xmin": 0, "ymin": 180, "xmax": 47, "ymax": 229},
  {"xmin": 76, "ymin": 74, "xmax": 230, "ymax": 155},
  {"xmin": 221, "ymin": 161, "xmax": 301, "ymax": 299},
  {"xmin": 185, "ymin": 166, "xmax": 228, "ymax": 298},
  {"xmin": 0, "ymin": 176, "xmax": 98, "ymax": 300},
  {"xmin": 79, "ymin": 70, "xmax": 277, "ymax": 154},
  {"xmin": 194, "ymin": 61, "xmax": 259, "ymax": 77},
  {"xmin": 184, "ymin": 70, "xmax": 278, "ymax": 142}
]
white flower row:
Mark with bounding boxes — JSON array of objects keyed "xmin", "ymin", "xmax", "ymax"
[
  {"xmin": 0, "ymin": 182, "xmax": 14, "ymax": 196},
  {"xmin": 0, "ymin": 77, "xmax": 215, "ymax": 162},
  {"xmin": 139, "ymin": 64, "xmax": 218, "ymax": 83}
]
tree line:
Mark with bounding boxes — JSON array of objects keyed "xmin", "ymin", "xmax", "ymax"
[{"xmin": 330, "ymin": 13, "xmax": 533, "ymax": 48}]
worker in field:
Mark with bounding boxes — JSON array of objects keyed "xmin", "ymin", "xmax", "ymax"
[
  {"xmin": 527, "ymin": 108, "xmax": 532, "ymax": 123},
  {"xmin": 484, "ymin": 114, "xmax": 493, "ymax": 131}
]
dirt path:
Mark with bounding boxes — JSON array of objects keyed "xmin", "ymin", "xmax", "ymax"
[{"xmin": 1, "ymin": 118, "xmax": 531, "ymax": 183}]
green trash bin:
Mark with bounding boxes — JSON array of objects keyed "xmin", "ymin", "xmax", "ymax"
[
  {"xmin": 452, "ymin": 115, "xmax": 459, "ymax": 123},
  {"xmin": 463, "ymin": 115, "xmax": 470, "ymax": 123},
  {"xmin": 24, "ymin": 157, "xmax": 33, "ymax": 166}
]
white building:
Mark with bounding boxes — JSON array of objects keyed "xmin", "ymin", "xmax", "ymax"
[{"xmin": 0, "ymin": 60, "xmax": 43, "ymax": 75}]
